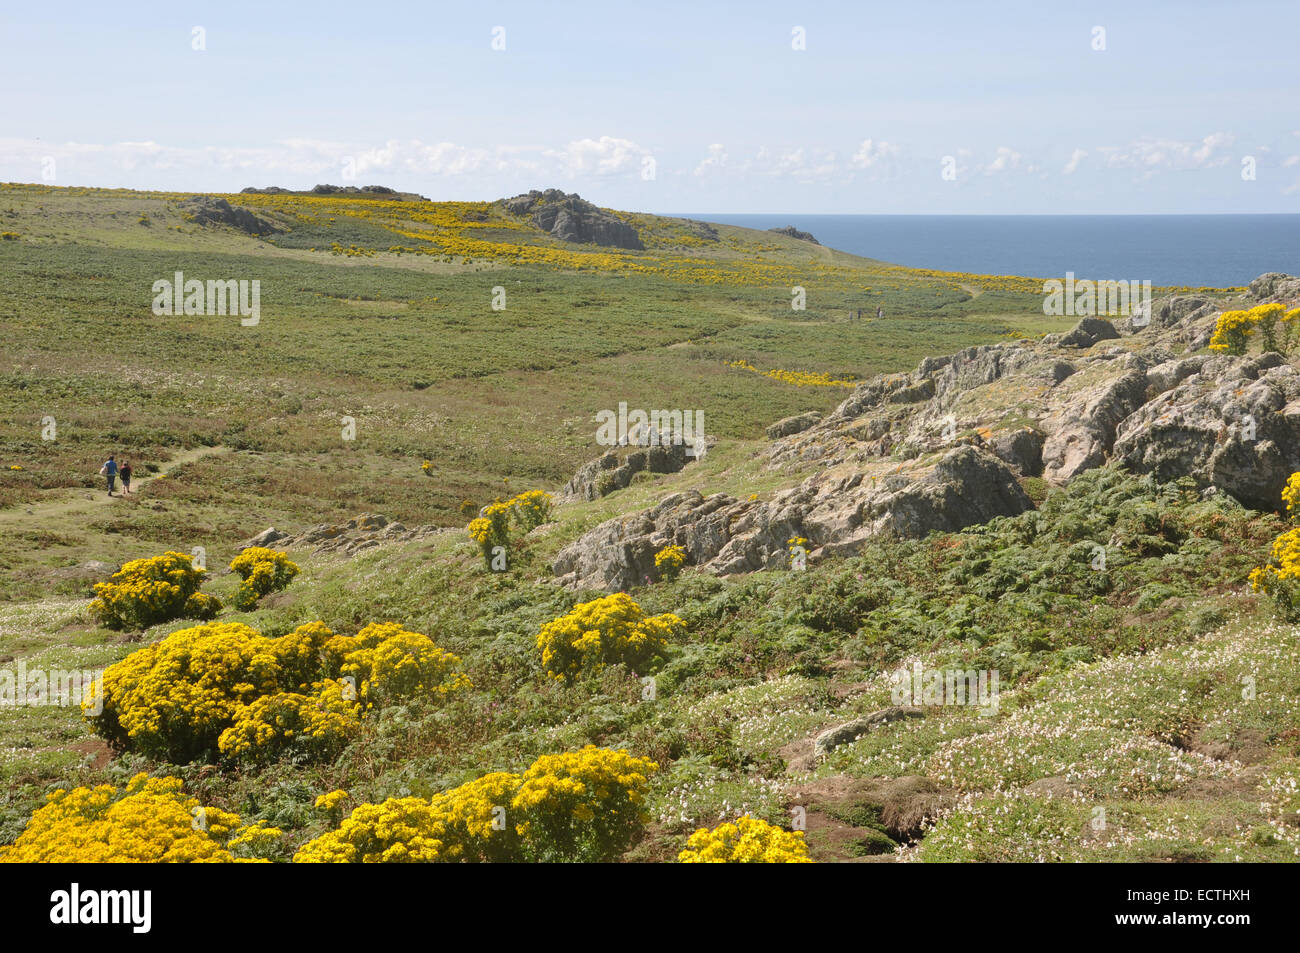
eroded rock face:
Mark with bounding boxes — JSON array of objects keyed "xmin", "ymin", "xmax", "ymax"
[
  {"xmin": 553, "ymin": 445, "xmax": 1033, "ymax": 590},
  {"xmin": 183, "ymin": 196, "xmax": 283, "ymax": 236},
  {"xmin": 552, "ymin": 275, "xmax": 1300, "ymax": 590},
  {"xmin": 502, "ymin": 189, "xmax": 644, "ymax": 249}
]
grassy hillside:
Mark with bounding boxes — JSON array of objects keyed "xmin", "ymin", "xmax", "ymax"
[{"xmin": 2, "ymin": 182, "xmax": 1293, "ymax": 865}]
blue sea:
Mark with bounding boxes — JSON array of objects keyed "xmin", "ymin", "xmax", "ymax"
[{"xmin": 682, "ymin": 214, "xmax": 1300, "ymax": 289}]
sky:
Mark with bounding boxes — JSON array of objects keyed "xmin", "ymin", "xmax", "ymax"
[{"xmin": 2, "ymin": 0, "xmax": 1298, "ymax": 214}]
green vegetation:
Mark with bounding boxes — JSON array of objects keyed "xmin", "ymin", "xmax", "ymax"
[{"xmin": 0, "ymin": 182, "xmax": 1291, "ymax": 863}]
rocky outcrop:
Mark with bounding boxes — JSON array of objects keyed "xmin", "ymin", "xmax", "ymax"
[
  {"xmin": 552, "ymin": 275, "xmax": 1300, "ymax": 591},
  {"xmin": 553, "ymin": 445, "xmax": 1034, "ymax": 590},
  {"xmin": 183, "ymin": 197, "xmax": 283, "ymax": 236},
  {"xmin": 502, "ymin": 190, "xmax": 643, "ymax": 249},
  {"xmin": 238, "ymin": 513, "xmax": 448, "ymax": 557},
  {"xmin": 813, "ymin": 707, "xmax": 925, "ymax": 759},
  {"xmin": 559, "ymin": 440, "xmax": 702, "ymax": 503},
  {"xmin": 768, "ymin": 226, "xmax": 820, "ymax": 244}
]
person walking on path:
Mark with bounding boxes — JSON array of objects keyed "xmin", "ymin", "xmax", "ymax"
[
  {"xmin": 119, "ymin": 460, "xmax": 133, "ymax": 496},
  {"xmin": 99, "ymin": 455, "xmax": 118, "ymax": 497}
]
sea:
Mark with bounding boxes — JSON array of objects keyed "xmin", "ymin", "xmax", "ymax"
[{"xmin": 680, "ymin": 214, "xmax": 1300, "ymax": 289}]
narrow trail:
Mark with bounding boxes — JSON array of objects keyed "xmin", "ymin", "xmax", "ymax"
[{"xmin": 0, "ymin": 445, "xmax": 228, "ymax": 527}]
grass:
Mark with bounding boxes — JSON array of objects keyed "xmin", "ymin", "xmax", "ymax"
[{"xmin": 1, "ymin": 182, "xmax": 1290, "ymax": 864}]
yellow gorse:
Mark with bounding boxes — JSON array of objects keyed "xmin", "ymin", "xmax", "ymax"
[
  {"xmin": 678, "ymin": 814, "xmax": 814, "ymax": 863},
  {"xmin": 229, "ymin": 547, "xmax": 300, "ymax": 610},
  {"xmin": 294, "ymin": 746, "xmax": 657, "ymax": 863},
  {"xmin": 535, "ymin": 593, "xmax": 683, "ymax": 681},
  {"xmin": 0, "ymin": 773, "xmax": 272, "ymax": 863},
  {"xmin": 89, "ymin": 551, "xmax": 218, "ymax": 630},
  {"xmin": 86, "ymin": 619, "xmax": 468, "ymax": 762},
  {"xmin": 654, "ymin": 544, "xmax": 687, "ymax": 582}
]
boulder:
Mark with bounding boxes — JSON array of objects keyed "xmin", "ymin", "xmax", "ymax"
[
  {"xmin": 813, "ymin": 707, "xmax": 925, "ymax": 758},
  {"xmin": 766, "ymin": 411, "xmax": 823, "ymax": 439},
  {"xmin": 1059, "ymin": 316, "xmax": 1120, "ymax": 349}
]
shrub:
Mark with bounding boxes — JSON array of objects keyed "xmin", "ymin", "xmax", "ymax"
[
  {"xmin": 229, "ymin": 547, "xmax": 300, "ymax": 610},
  {"xmin": 1249, "ymin": 527, "xmax": 1300, "ymax": 621},
  {"xmin": 678, "ymin": 815, "xmax": 814, "ymax": 863},
  {"xmin": 89, "ymin": 551, "xmax": 211, "ymax": 630},
  {"xmin": 465, "ymin": 491, "xmax": 553, "ymax": 565},
  {"xmin": 293, "ymin": 796, "xmax": 451, "ymax": 863},
  {"xmin": 332, "ymin": 621, "xmax": 471, "ymax": 707},
  {"xmin": 510, "ymin": 489, "xmax": 554, "ymax": 530},
  {"xmin": 216, "ymin": 680, "xmax": 361, "ymax": 764},
  {"xmin": 84, "ymin": 620, "xmax": 334, "ymax": 761},
  {"xmin": 85, "ymin": 619, "xmax": 466, "ymax": 763},
  {"xmin": 535, "ymin": 593, "xmax": 683, "ymax": 681},
  {"xmin": 1282, "ymin": 472, "xmax": 1300, "ymax": 518},
  {"xmin": 294, "ymin": 746, "xmax": 657, "ymax": 863},
  {"xmin": 0, "ymin": 773, "xmax": 270, "ymax": 863},
  {"xmin": 654, "ymin": 544, "xmax": 687, "ymax": 582},
  {"xmin": 1209, "ymin": 303, "xmax": 1300, "ymax": 356},
  {"xmin": 512, "ymin": 746, "xmax": 658, "ymax": 861}
]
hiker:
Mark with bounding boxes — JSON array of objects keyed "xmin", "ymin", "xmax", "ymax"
[
  {"xmin": 877, "ymin": 306, "xmax": 884, "ymax": 320},
  {"xmin": 99, "ymin": 455, "xmax": 118, "ymax": 497},
  {"xmin": 120, "ymin": 460, "xmax": 133, "ymax": 496}
]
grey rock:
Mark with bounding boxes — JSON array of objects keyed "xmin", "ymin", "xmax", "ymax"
[
  {"xmin": 1059, "ymin": 316, "xmax": 1121, "ymax": 349},
  {"xmin": 502, "ymin": 189, "xmax": 643, "ymax": 249},
  {"xmin": 766, "ymin": 412, "xmax": 823, "ymax": 439},
  {"xmin": 814, "ymin": 707, "xmax": 925, "ymax": 758}
]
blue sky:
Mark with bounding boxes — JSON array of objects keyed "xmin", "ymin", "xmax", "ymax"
[{"xmin": 2, "ymin": 0, "xmax": 1298, "ymax": 213}]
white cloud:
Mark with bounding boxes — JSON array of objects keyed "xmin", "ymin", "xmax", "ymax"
[
  {"xmin": 981, "ymin": 146, "xmax": 1022, "ymax": 175},
  {"xmin": 1063, "ymin": 148, "xmax": 1087, "ymax": 175},
  {"xmin": 1099, "ymin": 133, "xmax": 1236, "ymax": 174},
  {"xmin": 0, "ymin": 136, "xmax": 657, "ymax": 185},
  {"xmin": 850, "ymin": 138, "xmax": 900, "ymax": 169},
  {"xmin": 693, "ymin": 143, "xmax": 728, "ymax": 176}
]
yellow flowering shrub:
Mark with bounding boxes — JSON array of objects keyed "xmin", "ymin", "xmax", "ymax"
[
  {"xmin": 0, "ymin": 774, "xmax": 267, "ymax": 863},
  {"xmin": 509, "ymin": 489, "xmax": 554, "ymax": 530},
  {"xmin": 1282, "ymin": 472, "xmax": 1300, "ymax": 518},
  {"xmin": 654, "ymin": 544, "xmax": 687, "ymax": 582},
  {"xmin": 84, "ymin": 620, "xmax": 334, "ymax": 761},
  {"xmin": 86, "ymin": 618, "xmax": 466, "ymax": 763},
  {"xmin": 431, "ymin": 771, "xmax": 525, "ymax": 862},
  {"xmin": 678, "ymin": 815, "xmax": 814, "ymax": 863},
  {"xmin": 216, "ymin": 679, "xmax": 361, "ymax": 764},
  {"xmin": 535, "ymin": 593, "xmax": 683, "ymax": 681},
  {"xmin": 295, "ymin": 747, "xmax": 656, "ymax": 863},
  {"xmin": 229, "ymin": 547, "xmax": 300, "ymax": 610},
  {"xmin": 315, "ymin": 789, "xmax": 350, "ymax": 812},
  {"xmin": 512, "ymin": 747, "xmax": 657, "ymax": 861},
  {"xmin": 334, "ymin": 622, "xmax": 471, "ymax": 706},
  {"xmin": 294, "ymin": 796, "xmax": 452, "ymax": 863},
  {"xmin": 465, "ymin": 490, "xmax": 553, "ymax": 565},
  {"xmin": 89, "ymin": 551, "xmax": 215, "ymax": 630},
  {"xmin": 1209, "ymin": 303, "xmax": 1300, "ymax": 355},
  {"xmin": 1249, "ymin": 527, "xmax": 1300, "ymax": 621}
]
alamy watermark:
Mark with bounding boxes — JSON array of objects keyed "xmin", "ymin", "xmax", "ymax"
[
  {"xmin": 890, "ymin": 661, "xmax": 1000, "ymax": 716},
  {"xmin": 1043, "ymin": 272, "xmax": 1151, "ymax": 325},
  {"xmin": 595, "ymin": 402, "xmax": 706, "ymax": 458},
  {"xmin": 1, "ymin": 662, "xmax": 103, "ymax": 714},
  {"xmin": 151, "ymin": 271, "xmax": 260, "ymax": 326}
]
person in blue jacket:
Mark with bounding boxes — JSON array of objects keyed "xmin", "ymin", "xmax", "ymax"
[{"xmin": 99, "ymin": 455, "xmax": 118, "ymax": 496}]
